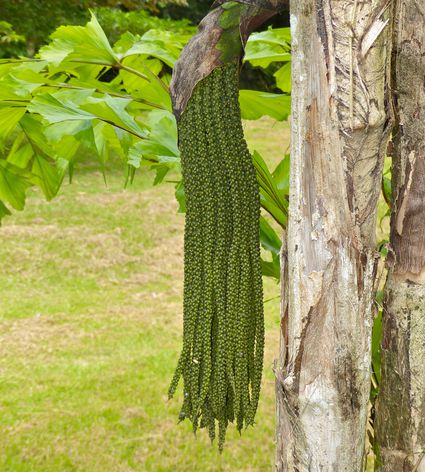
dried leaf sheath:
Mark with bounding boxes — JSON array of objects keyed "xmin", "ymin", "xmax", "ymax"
[{"xmin": 168, "ymin": 63, "xmax": 264, "ymax": 450}]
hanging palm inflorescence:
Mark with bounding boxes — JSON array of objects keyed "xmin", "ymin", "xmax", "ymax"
[{"xmin": 168, "ymin": 63, "xmax": 264, "ymax": 451}]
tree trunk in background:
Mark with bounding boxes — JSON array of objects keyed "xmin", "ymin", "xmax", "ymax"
[
  {"xmin": 375, "ymin": 2, "xmax": 425, "ymax": 470},
  {"xmin": 275, "ymin": 0, "xmax": 393, "ymax": 470}
]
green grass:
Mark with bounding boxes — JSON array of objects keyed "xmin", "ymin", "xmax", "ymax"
[{"xmin": 0, "ymin": 118, "xmax": 289, "ymax": 471}]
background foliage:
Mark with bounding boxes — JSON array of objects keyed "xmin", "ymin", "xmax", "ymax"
[
  {"xmin": 0, "ymin": 0, "xmax": 189, "ymax": 57},
  {"xmin": 94, "ymin": 7, "xmax": 194, "ymax": 44}
]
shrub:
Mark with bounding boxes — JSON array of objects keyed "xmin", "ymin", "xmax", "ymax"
[{"xmin": 93, "ymin": 7, "xmax": 195, "ymax": 44}]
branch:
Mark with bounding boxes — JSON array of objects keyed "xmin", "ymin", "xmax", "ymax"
[{"xmin": 170, "ymin": 0, "xmax": 286, "ymax": 119}]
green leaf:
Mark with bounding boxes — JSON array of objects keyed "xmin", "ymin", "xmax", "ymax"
[
  {"xmin": 0, "ymin": 21, "xmax": 25, "ymax": 45},
  {"xmin": 272, "ymin": 154, "xmax": 290, "ymax": 195},
  {"xmin": 153, "ymin": 165, "xmax": 170, "ymax": 185},
  {"xmin": 31, "ymin": 155, "xmax": 66, "ymax": 201},
  {"xmin": 28, "ymin": 92, "xmax": 95, "ymax": 123},
  {"xmin": 0, "ymin": 107, "xmax": 26, "ymax": 149},
  {"xmin": 383, "ymin": 175, "xmax": 392, "ymax": 207},
  {"xmin": 147, "ymin": 111, "xmax": 178, "ymax": 154},
  {"xmin": 0, "ymin": 200, "xmax": 11, "ymax": 222},
  {"xmin": 244, "ymin": 45, "xmax": 290, "ymax": 69},
  {"xmin": 259, "ymin": 216, "xmax": 281, "ymax": 255},
  {"xmin": 253, "ymin": 150, "xmax": 288, "ymax": 228},
  {"xmin": 0, "ymin": 70, "xmax": 45, "ymax": 96},
  {"xmin": 129, "ymin": 110, "xmax": 178, "ymax": 162},
  {"xmin": 274, "ymin": 62, "xmax": 291, "ymax": 93},
  {"xmin": 39, "ymin": 12, "xmax": 117, "ymax": 67},
  {"xmin": 175, "ymin": 180, "xmax": 186, "ymax": 213},
  {"xmin": 0, "ymin": 162, "xmax": 29, "ymax": 210},
  {"xmin": 121, "ymin": 31, "xmax": 181, "ymax": 67},
  {"xmin": 45, "ymin": 120, "xmax": 93, "ymax": 142},
  {"xmin": 244, "ymin": 27, "xmax": 291, "ymax": 68},
  {"xmin": 118, "ymin": 56, "xmax": 172, "ymax": 111},
  {"xmin": 81, "ymin": 95, "xmax": 147, "ymax": 138},
  {"xmin": 91, "ymin": 121, "xmax": 120, "ymax": 182},
  {"xmin": 29, "ymin": 90, "xmax": 147, "ymax": 141},
  {"xmin": 127, "ymin": 143, "xmax": 142, "ymax": 170},
  {"xmin": 7, "ymin": 140, "xmax": 33, "ymax": 169},
  {"xmin": 378, "ymin": 239, "xmax": 389, "ymax": 258},
  {"xmin": 54, "ymin": 135, "xmax": 82, "ymax": 163},
  {"xmin": 0, "ymin": 82, "xmax": 32, "ymax": 101},
  {"xmin": 239, "ymin": 90, "xmax": 291, "ymax": 121},
  {"xmin": 113, "ymin": 128, "xmax": 133, "ymax": 159},
  {"xmin": 260, "ymin": 196, "xmax": 287, "ymax": 229},
  {"xmin": 129, "ymin": 140, "xmax": 180, "ymax": 167},
  {"xmin": 261, "ymin": 258, "xmax": 280, "ymax": 280},
  {"xmin": 128, "ymin": 111, "xmax": 179, "ymax": 184},
  {"xmin": 259, "ymin": 213, "xmax": 282, "ymax": 281},
  {"xmin": 248, "ymin": 27, "xmax": 291, "ymax": 46},
  {"xmin": 93, "ymin": 121, "xmax": 110, "ymax": 166},
  {"xmin": 39, "ymin": 39, "xmax": 73, "ymax": 67},
  {"xmin": 0, "ymin": 60, "xmax": 47, "ymax": 77},
  {"xmin": 19, "ymin": 114, "xmax": 60, "ymax": 160}
]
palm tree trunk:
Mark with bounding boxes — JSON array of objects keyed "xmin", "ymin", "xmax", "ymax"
[
  {"xmin": 276, "ymin": 0, "xmax": 393, "ymax": 469},
  {"xmin": 375, "ymin": 1, "xmax": 425, "ymax": 470}
]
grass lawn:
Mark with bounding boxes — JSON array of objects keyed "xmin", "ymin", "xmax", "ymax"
[{"xmin": 0, "ymin": 119, "xmax": 290, "ymax": 471}]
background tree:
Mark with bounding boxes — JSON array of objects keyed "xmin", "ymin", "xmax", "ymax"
[{"xmin": 375, "ymin": 1, "xmax": 425, "ymax": 470}]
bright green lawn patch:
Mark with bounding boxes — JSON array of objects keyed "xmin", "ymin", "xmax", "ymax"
[{"xmin": 0, "ymin": 118, "xmax": 288, "ymax": 471}]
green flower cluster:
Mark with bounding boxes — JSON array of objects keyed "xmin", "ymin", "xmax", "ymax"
[{"xmin": 169, "ymin": 63, "xmax": 264, "ymax": 451}]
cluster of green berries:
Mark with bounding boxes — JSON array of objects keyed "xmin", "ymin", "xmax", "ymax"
[{"xmin": 168, "ymin": 63, "xmax": 264, "ymax": 451}]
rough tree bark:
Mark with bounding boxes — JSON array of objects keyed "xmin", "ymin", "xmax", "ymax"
[
  {"xmin": 275, "ymin": 1, "xmax": 393, "ymax": 470},
  {"xmin": 375, "ymin": 1, "xmax": 425, "ymax": 470}
]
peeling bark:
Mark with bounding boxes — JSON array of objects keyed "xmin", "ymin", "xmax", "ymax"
[
  {"xmin": 375, "ymin": 1, "xmax": 425, "ymax": 470},
  {"xmin": 276, "ymin": 0, "xmax": 393, "ymax": 470}
]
